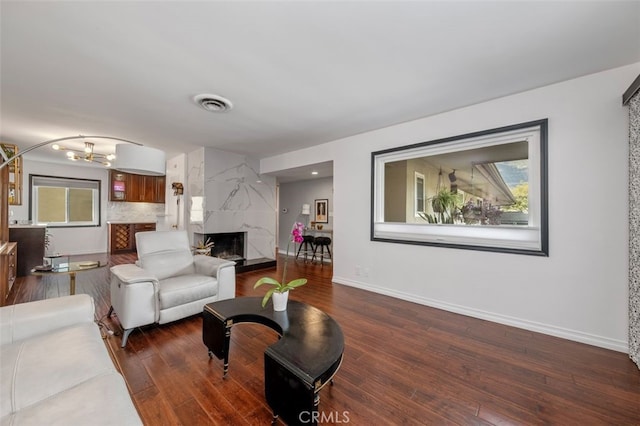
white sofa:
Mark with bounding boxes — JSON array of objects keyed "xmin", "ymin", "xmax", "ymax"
[
  {"xmin": 110, "ymin": 230, "xmax": 236, "ymax": 347},
  {"xmin": 0, "ymin": 295, "xmax": 141, "ymax": 425}
]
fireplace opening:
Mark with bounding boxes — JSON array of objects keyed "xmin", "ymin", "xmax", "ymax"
[{"xmin": 196, "ymin": 232, "xmax": 246, "ymax": 261}]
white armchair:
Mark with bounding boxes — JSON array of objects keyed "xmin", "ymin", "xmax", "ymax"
[{"xmin": 109, "ymin": 230, "xmax": 236, "ymax": 347}]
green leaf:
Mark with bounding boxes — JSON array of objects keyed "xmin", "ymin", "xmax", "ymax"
[
  {"xmin": 254, "ymin": 277, "xmax": 282, "ymax": 289},
  {"xmin": 283, "ymin": 278, "xmax": 307, "ymax": 291},
  {"xmin": 261, "ymin": 287, "xmax": 277, "ymax": 308}
]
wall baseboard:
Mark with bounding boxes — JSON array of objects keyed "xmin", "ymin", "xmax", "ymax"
[
  {"xmin": 332, "ymin": 276, "xmax": 628, "ymax": 354},
  {"xmin": 277, "ymin": 249, "xmax": 332, "ymax": 263}
]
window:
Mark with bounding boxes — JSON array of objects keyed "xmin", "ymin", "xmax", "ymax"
[
  {"xmin": 371, "ymin": 119, "xmax": 548, "ymax": 256},
  {"xmin": 30, "ymin": 175, "xmax": 101, "ymax": 227}
]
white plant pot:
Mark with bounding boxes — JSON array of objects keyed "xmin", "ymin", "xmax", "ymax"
[{"xmin": 272, "ymin": 291, "xmax": 289, "ymax": 311}]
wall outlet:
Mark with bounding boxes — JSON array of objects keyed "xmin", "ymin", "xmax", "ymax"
[{"xmin": 355, "ymin": 265, "xmax": 361, "ymax": 276}]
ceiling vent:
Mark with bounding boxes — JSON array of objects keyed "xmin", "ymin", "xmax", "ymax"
[{"xmin": 194, "ymin": 94, "xmax": 233, "ymax": 113}]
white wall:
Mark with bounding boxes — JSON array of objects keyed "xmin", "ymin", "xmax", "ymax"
[
  {"xmin": 163, "ymin": 153, "xmax": 187, "ymax": 232},
  {"xmin": 262, "ymin": 63, "xmax": 640, "ymax": 352},
  {"xmin": 9, "ymin": 160, "xmax": 111, "ymax": 255}
]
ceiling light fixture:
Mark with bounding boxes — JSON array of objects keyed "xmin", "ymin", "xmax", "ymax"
[
  {"xmin": 0, "ymin": 135, "xmax": 166, "ymax": 176},
  {"xmin": 311, "ymin": 171, "xmax": 318, "ymax": 175},
  {"xmin": 114, "ymin": 144, "xmax": 166, "ymax": 176},
  {"xmin": 194, "ymin": 94, "xmax": 233, "ymax": 113},
  {"xmin": 52, "ymin": 140, "xmax": 116, "ymax": 167}
]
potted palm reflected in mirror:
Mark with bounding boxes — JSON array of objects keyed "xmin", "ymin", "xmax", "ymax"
[
  {"xmin": 419, "ymin": 188, "xmax": 459, "ymax": 224},
  {"xmin": 254, "ymin": 222, "xmax": 308, "ymax": 311}
]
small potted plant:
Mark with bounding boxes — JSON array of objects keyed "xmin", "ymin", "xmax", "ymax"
[
  {"xmin": 254, "ymin": 222, "xmax": 307, "ymax": 311},
  {"xmin": 192, "ymin": 238, "xmax": 214, "ymax": 256},
  {"xmin": 424, "ymin": 188, "xmax": 459, "ymax": 224}
]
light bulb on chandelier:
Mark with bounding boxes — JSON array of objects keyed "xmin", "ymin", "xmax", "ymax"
[{"xmin": 52, "ymin": 140, "xmax": 116, "ymax": 167}]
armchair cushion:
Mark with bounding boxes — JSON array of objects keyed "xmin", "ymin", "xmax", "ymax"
[
  {"xmin": 138, "ymin": 251, "xmax": 195, "ymax": 280},
  {"xmin": 159, "ymin": 275, "xmax": 217, "ymax": 310},
  {"xmin": 135, "ymin": 231, "xmax": 195, "ymax": 280}
]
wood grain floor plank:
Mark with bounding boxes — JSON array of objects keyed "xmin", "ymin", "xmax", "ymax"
[{"xmin": 7, "ymin": 252, "xmax": 640, "ymax": 425}]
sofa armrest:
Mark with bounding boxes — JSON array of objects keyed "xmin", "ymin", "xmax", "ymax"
[
  {"xmin": 110, "ymin": 264, "xmax": 159, "ymax": 330},
  {"xmin": 0, "ymin": 294, "xmax": 95, "ymax": 345},
  {"xmin": 193, "ymin": 255, "xmax": 235, "ymax": 278},
  {"xmin": 194, "ymin": 256, "xmax": 236, "ymax": 300},
  {"xmin": 110, "ymin": 264, "xmax": 159, "ymax": 285}
]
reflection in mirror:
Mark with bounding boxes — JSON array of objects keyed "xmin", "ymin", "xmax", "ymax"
[
  {"xmin": 372, "ymin": 119, "xmax": 547, "ymax": 256},
  {"xmin": 384, "ymin": 141, "xmax": 529, "ymax": 226}
]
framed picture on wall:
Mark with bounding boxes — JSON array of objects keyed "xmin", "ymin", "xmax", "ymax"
[{"xmin": 315, "ymin": 199, "xmax": 328, "ymax": 223}]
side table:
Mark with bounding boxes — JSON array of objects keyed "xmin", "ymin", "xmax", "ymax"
[{"xmin": 31, "ymin": 261, "xmax": 106, "ymax": 295}]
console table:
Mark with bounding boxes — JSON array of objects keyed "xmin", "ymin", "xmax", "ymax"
[{"xmin": 202, "ymin": 297, "xmax": 344, "ymax": 426}]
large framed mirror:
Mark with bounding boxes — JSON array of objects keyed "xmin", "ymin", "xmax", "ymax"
[{"xmin": 371, "ymin": 119, "xmax": 548, "ymax": 256}]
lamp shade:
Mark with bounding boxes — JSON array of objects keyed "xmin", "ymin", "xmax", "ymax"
[
  {"xmin": 114, "ymin": 144, "xmax": 166, "ymax": 176},
  {"xmin": 301, "ymin": 204, "xmax": 310, "ymax": 215}
]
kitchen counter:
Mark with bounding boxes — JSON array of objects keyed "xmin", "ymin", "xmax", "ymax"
[{"xmin": 107, "ymin": 220, "xmax": 158, "ymax": 224}]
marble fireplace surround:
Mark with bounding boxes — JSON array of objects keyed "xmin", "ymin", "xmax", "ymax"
[{"xmin": 187, "ymin": 147, "xmax": 277, "ymax": 267}]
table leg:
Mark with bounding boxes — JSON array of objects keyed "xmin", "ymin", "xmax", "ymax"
[
  {"xmin": 223, "ymin": 323, "xmax": 232, "ymax": 377},
  {"xmin": 69, "ymin": 272, "xmax": 76, "ymax": 295}
]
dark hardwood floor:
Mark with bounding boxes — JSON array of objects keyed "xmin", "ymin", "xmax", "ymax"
[{"xmin": 7, "ymin": 253, "xmax": 640, "ymax": 425}]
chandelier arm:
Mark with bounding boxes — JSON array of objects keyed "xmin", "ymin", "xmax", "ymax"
[{"xmin": 0, "ymin": 135, "xmax": 143, "ymax": 170}]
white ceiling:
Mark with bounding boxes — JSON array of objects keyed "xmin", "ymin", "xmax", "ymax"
[{"xmin": 1, "ymin": 1, "xmax": 639, "ymax": 181}]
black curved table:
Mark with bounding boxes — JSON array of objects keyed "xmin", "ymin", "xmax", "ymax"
[{"xmin": 203, "ymin": 297, "xmax": 344, "ymax": 426}]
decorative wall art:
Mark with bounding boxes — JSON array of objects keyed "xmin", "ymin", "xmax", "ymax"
[{"xmin": 315, "ymin": 199, "xmax": 328, "ymax": 223}]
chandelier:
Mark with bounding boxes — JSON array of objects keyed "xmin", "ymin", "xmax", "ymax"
[
  {"xmin": 1, "ymin": 135, "xmax": 166, "ymax": 176},
  {"xmin": 52, "ymin": 140, "xmax": 115, "ymax": 167}
]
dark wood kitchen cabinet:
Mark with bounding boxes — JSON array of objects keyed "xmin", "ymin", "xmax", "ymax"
[
  {"xmin": 108, "ymin": 222, "xmax": 156, "ymax": 254},
  {"xmin": 109, "ymin": 171, "xmax": 165, "ymax": 203}
]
